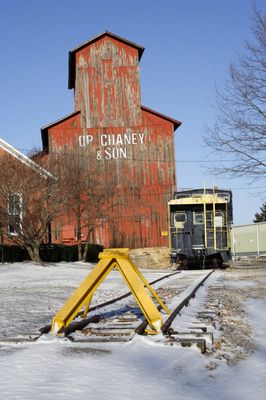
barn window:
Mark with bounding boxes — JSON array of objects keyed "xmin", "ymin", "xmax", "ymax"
[{"xmin": 8, "ymin": 193, "xmax": 22, "ymax": 235}]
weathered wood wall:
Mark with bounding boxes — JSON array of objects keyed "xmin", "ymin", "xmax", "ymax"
[{"xmin": 41, "ymin": 32, "xmax": 181, "ymax": 248}]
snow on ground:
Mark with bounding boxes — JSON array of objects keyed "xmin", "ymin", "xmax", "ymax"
[{"xmin": 0, "ymin": 262, "xmax": 266, "ymax": 400}]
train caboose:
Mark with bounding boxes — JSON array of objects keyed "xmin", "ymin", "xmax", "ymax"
[{"xmin": 168, "ymin": 188, "xmax": 233, "ymax": 268}]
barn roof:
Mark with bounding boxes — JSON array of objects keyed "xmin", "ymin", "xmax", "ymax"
[
  {"xmin": 141, "ymin": 105, "xmax": 182, "ymax": 131},
  {"xmin": 41, "ymin": 111, "xmax": 81, "ymax": 152},
  {"xmin": 0, "ymin": 138, "xmax": 53, "ymax": 178},
  {"xmin": 40, "ymin": 106, "xmax": 181, "ymax": 152},
  {"xmin": 68, "ymin": 31, "xmax": 145, "ymax": 89}
]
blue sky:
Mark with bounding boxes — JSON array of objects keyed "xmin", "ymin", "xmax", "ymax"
[{"xmin": 0, "ymin": 0, "xmax": 265, "ymax": 225}]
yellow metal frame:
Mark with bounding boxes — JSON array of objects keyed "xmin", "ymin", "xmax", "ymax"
[
  {"xmin": 203, "ymin": 182, "xmax": 207, "ymax": 249},
  {"xmin": 212, "ymin": 186, "xmax": 217, "ymax": 251},
  {"xmin": 51, "ymin": 248, "xmax": 170, "ymax": 335}
]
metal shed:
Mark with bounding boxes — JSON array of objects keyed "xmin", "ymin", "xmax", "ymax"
[{"xmin": 231, "ymin": 222, "xmax": 266, "ymax": 257}]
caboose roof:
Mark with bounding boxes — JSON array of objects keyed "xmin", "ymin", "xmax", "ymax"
[
  {"xmin": 168, "ymin": 193, "xmax": 230, "ymax": 206},
  {"xmin": 68, "ymin": 31, "xmax": 145, "ymax": 89}
]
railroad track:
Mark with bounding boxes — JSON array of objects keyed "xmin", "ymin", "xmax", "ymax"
[
  {"xmin": 56, "ymin": 269, "xmax": 215, "ymax": 352},
  {"xmin": 1, "ymin": 269, "xmax": 217, "ymax": 353}
]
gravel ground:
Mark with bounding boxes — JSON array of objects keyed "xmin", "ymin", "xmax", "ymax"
[{"xmin": 204, "ymin": 266, "xmax": 266, "ymax": 365}]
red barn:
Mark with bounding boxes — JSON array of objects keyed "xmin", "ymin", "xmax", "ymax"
[{"xmin": 41, "ymin": 31, "xmax": 181, "ymax": 249}]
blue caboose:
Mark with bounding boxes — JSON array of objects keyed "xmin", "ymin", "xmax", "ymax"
[{"xmin": 168, "ymin": 188, "xmax": 233, "ymax": 268}]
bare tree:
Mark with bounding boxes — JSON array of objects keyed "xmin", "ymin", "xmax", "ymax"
[
  {"xmin": 59, "ymin": 147, "xmax": 119, "ymax": 261},
  {"xmin": 204, "ymin": 6, "xmax": 266, "ymax": 182},
  {"xmin": 0, "ymin": 153, "xmax": 68, "ymax": 263}
]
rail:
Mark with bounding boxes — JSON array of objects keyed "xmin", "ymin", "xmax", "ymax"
[{"xmin": 39, "ymin": 271, "xmax": 180, "ymax": 335}]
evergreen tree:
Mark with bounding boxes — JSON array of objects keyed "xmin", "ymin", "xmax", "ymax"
[{"xmin": 254, "ymin": 202, "xmax": 266, "ymax": 223}]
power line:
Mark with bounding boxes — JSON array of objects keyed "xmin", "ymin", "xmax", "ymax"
[
  {"xmin": 17, "ymin": 147, "xmax": 244, "ymax": 164},
  {"xmin": 4, "ymin": 149, "xmax": 266, "ymax": 191}
]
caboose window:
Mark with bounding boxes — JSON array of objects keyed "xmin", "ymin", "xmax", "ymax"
[
  {"xmin": 212, "ymin": 212, "xmax": 224, "ymax": 227},
  {"xmin": 174, "ymin": 213, "xmax": 186, "ymax": 223},
  {"xmin": 194, "ymin": 212, "xmax": 203, "ymax": 224}
]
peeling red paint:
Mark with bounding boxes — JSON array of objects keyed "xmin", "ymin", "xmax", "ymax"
[{"xmin": 41, "ymin": 32, "xmax": 181, "ymax": 248}]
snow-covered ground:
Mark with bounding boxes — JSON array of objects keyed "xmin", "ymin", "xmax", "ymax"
[{"xmin": 0, "ymin": 262, "xmax": 265, "ymax": 400}]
